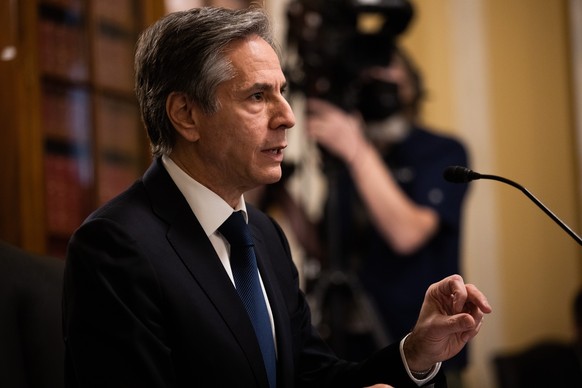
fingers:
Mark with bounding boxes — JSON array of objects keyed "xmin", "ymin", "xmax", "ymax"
[
  {"xmin": 458, "ymin": 294, "xmax": 488, "ymax": 343},
  {"xmin": 426, "ymin": 274, "xmax": 465, "ymax": 315},
  {"xmin": 429, "ymin": 309, "xmax": 481, "ymax": 346},
  {"xmin": 426, "ymin": 275, "xmax": 491, "ymax": 341},
  {"xmin": 465, "ymin": 283, "xmax": 493, "ymax": 314},
  {"xmin": 439, "ymin": 275, "xmax": 492, "ymax": 315},
  {"xmin": 458, "ymin": 313, "xmax": 485, "ymax": 343},
  {"xmin": 442, "ymin": 277, "xmax": 491, "ymax": 342},
  {"xmin": 448, "ymin": 276, "xmax": 469, "ymax": 314}
]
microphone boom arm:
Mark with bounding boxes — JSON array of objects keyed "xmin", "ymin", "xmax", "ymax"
[
  {"xmin": 444, "ymin": 166, "xmax": 582, "ymax": 246},
  {"xmin": 479, "ymin": 173, "xmax": 582, "ymax": 245}
]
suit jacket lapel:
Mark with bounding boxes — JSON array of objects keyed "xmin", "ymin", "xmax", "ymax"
[{"xmin": 143, "ymin": 159, "xmax": 271, "ymax": 388}]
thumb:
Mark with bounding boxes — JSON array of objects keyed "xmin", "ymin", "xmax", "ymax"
[
  {"xmin": 446, "ymin": 313, "xmax": 477, "ymax": 338},
  {"xmin": 456, "ymin": 313, "xmax": 484, "ymax": 344}
]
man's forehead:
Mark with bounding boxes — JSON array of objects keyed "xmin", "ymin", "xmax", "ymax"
[{"xmin": 226, "ymin": 38, "xmax": 285, "ymax": 86}]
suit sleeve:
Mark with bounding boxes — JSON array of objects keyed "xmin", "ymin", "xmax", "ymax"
[{"xmin": 63, "ymin": 218, "xmax": 175, "ymax": 388}]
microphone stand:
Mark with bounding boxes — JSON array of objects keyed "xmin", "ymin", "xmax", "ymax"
[
  {"xmin": 478, "ymin": 173, "xmax": 582, "ymax": 246},
  {"xmin": 445, "ymin": 166, "xmax": 582, "ymax": 246}
]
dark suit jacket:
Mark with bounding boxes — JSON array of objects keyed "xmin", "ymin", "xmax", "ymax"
[
  {"xmin": 63, "ymin": 158, "xmax": 445, "ymax": 388},
  {"xmin": 0, "ymin": 241, "xmax": 65, "ymax": 388}
]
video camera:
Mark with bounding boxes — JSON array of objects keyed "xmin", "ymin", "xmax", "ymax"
[{"xmin": 286, "ymin": 0, "xmax": 414, "ymax": 121}]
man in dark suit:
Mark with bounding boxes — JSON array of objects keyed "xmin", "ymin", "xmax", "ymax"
[{"xmin": 62, "ymin": 7, "xmax": 491, "ymax": 388}]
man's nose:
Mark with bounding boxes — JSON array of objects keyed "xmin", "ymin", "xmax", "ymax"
[{"xmin": 272, "ymin": 97, "xmax": 296, "ymax": 130}]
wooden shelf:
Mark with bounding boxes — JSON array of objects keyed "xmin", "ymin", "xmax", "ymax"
[{"xmin": 0, "ymin": 0, "xmax": 160, "ymax": 257}]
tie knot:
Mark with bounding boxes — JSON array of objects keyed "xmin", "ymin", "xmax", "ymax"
[{"xmin": 219, "ymin": 211, "xmax": 253, "ymax": 247}]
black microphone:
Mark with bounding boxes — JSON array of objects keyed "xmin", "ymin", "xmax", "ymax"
[{"xmin": 443, "ymin": 166, "xmax": 582, "ymax": 246}]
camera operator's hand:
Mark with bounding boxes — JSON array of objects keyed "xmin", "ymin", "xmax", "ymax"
[
  {"xmin": 306, "ymin": 98, "xmax": 371, "ymax": 166},
  {"xmin": 403, "ymin": 274, "xmax": 492, "ymax": 372},
  {"xmin": 305, "ymin": 97, "xmax": 438, "ymax": 254}
]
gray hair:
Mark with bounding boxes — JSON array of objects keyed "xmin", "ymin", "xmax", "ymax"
[{"xmin": 134, "ymin": 7, "xmax": 278, "ymax": 157}]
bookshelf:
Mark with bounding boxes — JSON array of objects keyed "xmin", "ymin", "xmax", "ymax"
[
  {"xmin": 40, "ymin": 0, "xmax": 152, "ymax": 257},
  {"xmin": 0, "ymin": 0, "xmax": 161, "ymax": 257}
]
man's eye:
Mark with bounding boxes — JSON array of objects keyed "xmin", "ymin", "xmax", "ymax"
[{"xmin": 251, "ymin": 92, "xmax": 264, "ymax": 101}]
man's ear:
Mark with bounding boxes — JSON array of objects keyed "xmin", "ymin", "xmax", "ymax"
[{"xmin": 166, "ymin": 92, "xmax": 200, "ymax": 142}]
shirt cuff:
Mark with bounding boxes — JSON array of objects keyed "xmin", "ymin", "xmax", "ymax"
[{"xmin": 399, "ymin": 333, "xmax": 442, "ymax": 386}]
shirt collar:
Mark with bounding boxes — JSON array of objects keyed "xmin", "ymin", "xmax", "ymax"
[{"xmin": 161, "ymin": 155, "xmax": 248, "ymax": 236}]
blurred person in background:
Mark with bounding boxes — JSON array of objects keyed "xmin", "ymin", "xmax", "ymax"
[{"xmin": 306, "ymin": 45, "xmax": 470, "ymax": 387}]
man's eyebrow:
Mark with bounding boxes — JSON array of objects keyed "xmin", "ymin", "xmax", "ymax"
[{"xmin": 245, "ymin": 81, "xmax": 288, "ymax": 92}]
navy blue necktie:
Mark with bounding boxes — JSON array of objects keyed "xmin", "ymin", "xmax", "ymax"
[{"xmin": 219, "ymin": 211, "xmax": 277, "ymax": 388}]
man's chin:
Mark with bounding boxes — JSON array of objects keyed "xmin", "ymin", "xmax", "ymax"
[
  {"xmin": 264, "ymin": 174, "xmax": 282, "ymax": 185},
  {"xmin": 262, "ymin": 167, "xmax": 282, "ymax": 185}
]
